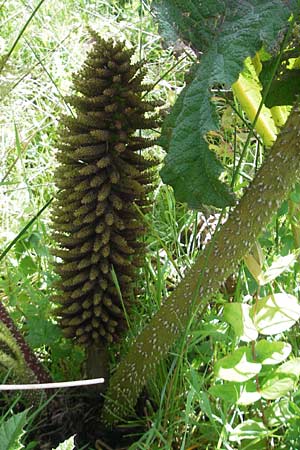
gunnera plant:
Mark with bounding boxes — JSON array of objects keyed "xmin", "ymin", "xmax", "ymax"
[{"xmin": 51, "ymin": 31, "xmax": 159, "ymax": 377}]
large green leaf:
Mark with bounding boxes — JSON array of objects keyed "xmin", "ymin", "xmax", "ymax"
[
  {"xmin": 209, "ymin": 380, "xmax": 261, "ymax": 405},
  {"xmin": 229, "ymin": 419, "xmax": 268, "ymax": 442},
  {"xmin": 152, "ymin": 1, "xmax": 226, "ymax": 52},
  {"xmin": 260, "ymin": 51, "xmax": 300, "ymax": 107},
  {"xmin": 260, "ymin": 357, "xmax": 300, "ymax": 400},
  {"xmin": 251, "ymin": 293, "xmax": 300, "ymax": 335},
  {"xmin": 237, "ymin": 379, "xmax": 261, "ymax": 405},
  {"xmin": 209, "ymin": 382, "xmax": 240, "ymax": 403},
  {"xmin": 265, "ymin": 398, "xmax": 294, "ymax": 427},
  {"xmin": 255, "ymin": 340, "xmax": 291, "ymax": 365},
  {"xmin": 154, "ymin": 0, "xmax": 295, "ymax": 208},
  {"xmin": 276, "ymin": 357, "xmax": 300, "ymax": 377},
  {"xmin": 262, "ymin": 253, "xmax": 297, "ymax": 284},
  {"xmin": 215, "ymin": 347, "xmax": 262, "ymax": 382},
  {"xmin": 223, "ymin": 303, "xmax": 258, "ymax": 342},
  {"xmin": 0, "ymin": 410, "xmax": 28, "ymax": 450},
  {"xmin": 260, "ymin": 372, "xmax": 296, "ymax": 400}
]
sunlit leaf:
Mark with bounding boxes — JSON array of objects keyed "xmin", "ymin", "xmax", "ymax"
[
  {"xmin": 209, "ymin": 383, "xmax": 240, "ymax": 403},
  {"xmin": 255, "ymin": 340, "xmax": 291, "ymax": 365},
  {"xmin": 262, "ymin": 253, "xmax": 297, "ymax": 284},
  {"xmin": 237, "ymin": 379, "xmax": 261, "ymax": 405},
  {"xmin": 245, "ymin": 252, "xmax": 296, "ymax": 286},
  {"xmin": 215, "ymin": 347, "xmax": 261, "ymax": 382},
  {"xmin": 252, "ymin": 293, "xmax": 300, "ymax": 335},
  {"xmin": 229, "ymin": 419, "xmax": 268, "ymax": 442},
  {"xmin": 232, "ymin": 58, "xmax": 277, "ymax": 147},
  {"xmin": 265, "ymin": 398, "xmax": 294, "ymax": 427},
  {"xmin": 0, "ymin": 410, "xmax": 28, "ymax": 450},
  {"xmin": 260, "ymin": 373, "xmax": 296, "ymax": 400},
  {"xmin": 252, "ymin": 241, "xmax": 265, "ymax": 267},
  {"xmin": 209, "ymin": 380, "xmax": 261, "ymax": 405},
  {"xmin": 223, "ymin": 303, "xmax": 258, "ymax": 342},
  {"xmin": 276, "ymin": 357, "xmax": 300, "ymax": 377},
  {"xmin": 53, "ymin": 435, "xmax": 75, "ymax": 450}
]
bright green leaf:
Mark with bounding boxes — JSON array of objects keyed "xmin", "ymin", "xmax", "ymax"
[
  {"xmin": 245, "ymin": 252, "xmax": 297, "ymax": 286},
  {"xmin": 260, "ymin": 373, "xmax": 296, "ymax": 400},
  {"xmin": 215, "ymin": 347, "xmax": 261, "ymax": 382},
  {"xmin": 265, "ymin": 398, "xmax": 294, "ymax": 427},
  {"xmin": 154, "ymin": 0, "xmax": 293, "ymax": 208},
  {"xmin": 255, "ymin": 340, "xmax": 291, "ymax": 365},
  {"xmin": 229, "ymin": 419, "xmax": 268, "ymax": 442},
  {"xmin": 262, "ymin": 253, "xmax": 297, "ymax": 284},
  {"xmin": 26, "ymin": 318, "xmax": 62, "ymax": 348},
  {"xmin": 276, "ymin": 357, "xmax": 300, "ymax": 377},
  {"xmin": 252, "ymin": 293, "xmax": 300, "ymax": 335},
  {"xmin": 209, "ymin": 383, "xmax": 240, "ymax": 404},
  {"xmin": 223, "ymin": 303, "xmax": 258, "ymax": 342},
  {"xmin": 207, "ymin": 380, "xmax": 261, "ymax": 405},
  {"xmin": 0, "ymin": 410, "xmax": 28, "ymax": 450},
  {"xmin": 52, "ymin": 435, "xmax": 75, "ymax": 450},
  {"xmin": 19, "ymin": 256, "xmax": 37, "ymax": 276},
  {"xmin": 237, "ymin": 379, "xmax": 261, "ymax": 405}
]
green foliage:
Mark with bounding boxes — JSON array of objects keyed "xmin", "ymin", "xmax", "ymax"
[
  {"xmin": 103, "ymin": 107, "xmax": 300, "ymax": 425},
  {"xmin": 253, "ymin": 293, "xmax": 300, "ymax": 335},
  {"xmin": 229, "ymin": 419, "xmax": 269, "ymax": 445},
  {"xmin": 2, "ymin": 0, "xmax": 300, "ymax": 448},
  {"xmin": 0, "ymin": 323, "xmax": 26, "ymax": 377},
  {"xmin": 210, "ymin": 252, "xmax": 300, "ymax": 445},
  {"xmin": 265, "ymin": 69, "xmax": 300, "ymax": 107},
  {"xmin": 260, "ymin": 25, "xmax": 300, "ymax": 107},
  {"xmin": 154, "ymin": 0, "xmax": 296, "ymax": 208},
  {"xmin": 223, "ymin": 303, "xmax": 258, "ymax": 341},
  {"xmin": 52, "ymin": 435, "xmax": 75, "ymax": 450},
  {"xmin": 0, "ymin": 409, "xmax": 28, "ymax": 450}
]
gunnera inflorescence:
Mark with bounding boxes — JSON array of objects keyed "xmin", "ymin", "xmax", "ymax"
[{"xmin": 51, "ymin": 31, "xmax": 159, "ymax": 352}]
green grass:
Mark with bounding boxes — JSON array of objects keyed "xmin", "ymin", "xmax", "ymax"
[{"xmin": 1, "ymin": 1, "xmax": 300, "ymax": 449}]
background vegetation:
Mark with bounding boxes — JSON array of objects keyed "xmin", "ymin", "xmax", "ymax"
[{"xmin": 1, "ymin": 1, "xmax": 300, "ymax": 449}]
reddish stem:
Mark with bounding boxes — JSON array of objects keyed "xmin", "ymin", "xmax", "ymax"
[{"xmin": 0, "ymin": 301, "xmax": 52, "ymax": 384}]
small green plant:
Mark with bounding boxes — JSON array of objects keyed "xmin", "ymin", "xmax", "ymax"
[
  {"xmin": 0, "ymin": 409, "xmax": 29, "ymax": 450},
  {"xmin": 210, "ymin": 248, "xmax": 300, "ymax": 445}
]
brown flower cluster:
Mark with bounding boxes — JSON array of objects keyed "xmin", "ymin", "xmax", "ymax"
[{"xmin": 51, "ymin": 32, "xmax": 159, "ymax": 346}]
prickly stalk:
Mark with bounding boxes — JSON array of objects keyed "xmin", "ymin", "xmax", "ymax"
[{"xmin": 103, "ymin": 105, "xmax": 300, "ymax": 425}]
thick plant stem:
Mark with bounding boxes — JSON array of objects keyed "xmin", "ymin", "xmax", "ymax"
[
  {"xmin": 103, "ymin": 105, "xmax": 300, "ymax": 425},
  {"xmin": 86, "ymin": 343, "xmax": 109, "ymax": 392}
]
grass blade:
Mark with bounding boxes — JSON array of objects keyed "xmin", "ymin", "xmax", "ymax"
[
  {"xmin": 0, "ymin": 197, "xmax": 53, "ymax": 263},
  {"xmin": 0, "ymin": 0, "xmax": 46, "ymax": 74}
]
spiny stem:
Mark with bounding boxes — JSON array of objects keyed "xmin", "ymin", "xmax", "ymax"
[
  {"xmin": 103, "ymin": 104, "xmax": 300, "ymax": 425},
  {"xmin": 0, "ymin": 302, "xmax": 51, "ymax": 384}
]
